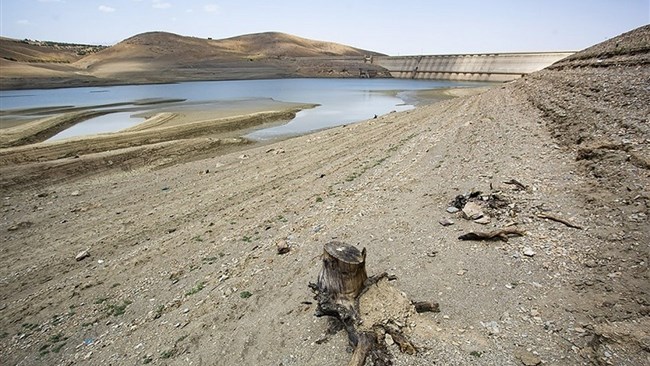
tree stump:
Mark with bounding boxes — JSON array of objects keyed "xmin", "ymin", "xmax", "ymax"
[
  {"xmin": 309, "ymin": 241, "xmax": 418, "ymax": 366},
  {"xmin": 317, "ymin": 241, "xmax": 367, "ymax": 306}
]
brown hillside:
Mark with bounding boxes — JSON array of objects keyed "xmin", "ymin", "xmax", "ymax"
[
  {"xmin": 75, "ymin": 31, "xmax": 383, "ymax": 69},
  {"xmin": 0, "ymin": 37, "xmax": 105, "ymax": 63},
  {"xmin": 1, "ymin": 31, "xmax": 387, "ymax": 89}
]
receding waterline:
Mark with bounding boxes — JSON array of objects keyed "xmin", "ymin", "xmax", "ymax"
[{"xmin": 1, "ymin": 78, "xmax": 490, "ymax": 141}]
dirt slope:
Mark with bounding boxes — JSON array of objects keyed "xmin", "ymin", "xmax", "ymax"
[
  {"xmin": 0, "ymin": 26, "xmax": 648, "ymax": 366},
  {"xmin": 1, "ymin": 32, "xmax": 387, "ymax": 90}
]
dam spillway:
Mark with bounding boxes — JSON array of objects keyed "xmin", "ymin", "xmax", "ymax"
[{"xmin": 370, "ymin": 52, "xmax": 574, "ymax": 82}]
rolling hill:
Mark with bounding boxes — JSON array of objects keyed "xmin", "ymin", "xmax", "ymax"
[{"xmin": 0, "ymin": 31, "xmax": 388, "ymax": 90}]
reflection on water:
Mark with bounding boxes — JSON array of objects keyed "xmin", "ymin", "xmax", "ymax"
[
  {"xmin": 49, "ymin": 112, "xmax": 144, "ymax": 141},
  {"xmin": 1, "ymin": 78, "xmax": 489, "ymax": 140}
]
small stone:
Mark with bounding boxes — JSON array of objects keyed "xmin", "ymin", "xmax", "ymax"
[
  {"xmin": 7, "ymin": 221, "xmax": 33, "ymax": 231},
  {"xmin": 182, "ymin": 308, "xmax": 189, "ymax": 314},
  {"xmin": 462, "ymin": 202, "xmax": 484, "ymax": 220},
  {"xmin": 439, "ymin": 218, "xmax": 455, "ymax": 226},
  {"xmin": 446, "ymin": 206, "xmax": 459, "ymax": 213},
  {"xmin": 523, "ymin": 247, "xmax": 536, "ymax": 257},
  {"xmin": 385, "ymin": 334, "xmax": 394, "ymax": 346},
  {"xmin": 481, "ymin": 321, "xmax": 500, "ymax": 335},
  {"xmin": 276, "ymin": 239, "xmax": 290, "ymax": 255},
  {"xmin": 76, "ymin": 250, "xmax": 90, "ymax": 261},
  {"xmin": 474, "ymin": 215, "xmax": 491, "ymax": 224},
  {"xmin": 84, "ymin": 351, "xmax": 93, "ymax": 360},
  {"xmin": 71, "ymin": 190, "xmax": 81, "ymax": 197},
  {"xmin": 515, "ymin": 350, "xmax": 541, "ymax": 366}
]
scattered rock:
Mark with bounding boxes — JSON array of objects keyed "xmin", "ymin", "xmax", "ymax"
[
  {"xmin": 523, "ymin": 247, "xmax": 536, "ymax": 257},
  {"xmin": 446, "ymin": 206, "xmax": 459, "ymax": 213},
  {"xmin": 462, "ymin": 202, "xmax": 484, "ymax": 220},
  {"xmin": 481, "ymin": 320, "xmax": 500, "ymax": 335},
  {"xmin": 515, "ymin": 349, "xmax": 541, "ymax": 366},
  {"xmin": 439, "ymin": 218, "xmax": 455, "ymax": 226},
  {"xmin": 70, "ymin": 190, "xmax": 81, "ymax": 197},
  {"xmin": 385, "ymin": 333, "xmax": 394, "ymax": 346},
  {"xmin": 76, "ymin": 249, "xmax": 90, "ymax": 261},
  {"xmin": 276, "ymin": 239, "xmax": 290, "ymax": 255},
  {"xmin": 7, "ymin": 221, "xmax": 33, "ymax": 231},
  {"xmin": 474, "ymin": 215, "xmax": 491, "ymax": 224}
]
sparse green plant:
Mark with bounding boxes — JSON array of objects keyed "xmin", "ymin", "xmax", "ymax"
[
  {"xmin": 52, "ymin": 342, "xmax": 66, "ymax": 353},
  {"xmin": 160, "ymin": 349, "xmax": 175, "ymax": 359},
  {"xmin": 240, "ymin": 291, "xmax": 252, "ymax": 299},
  {"xmin": 185, "ymin": 282, "xmax": 206, "ymax": 296},
  {"xmin": 242, "ymin": 235, "xmax": 252, "ymax": 242},
  {"xmin": 154, "ymin": 305, "xmax": 164, "ymax": 319},
  {"xmin": 192, "ymin": 235, "xmax": 204, "ymax": 242},
  {"xmin": 22, "ymin": 323, "xmax": 39, "ymax": 331},
  {"xmin": 94, "ymin": 297, "xmax": 109, "ymax": 304},
  {"xmin": 315, "ymin": 196, "xmax": 323, "ymax": 203},
  {"xmin": 470, "ymin": 351, "xmax": 483, "ymax": 357},
  {"xmin": 202, "ymin": 256, "xmax": 219, "ymax": 264},
  {"xmin": 49, "ymin": 333, "xmax": 64, "ymax": 343},
  {"xmin": 106, "ymin": 300, "xmax": 132, "ymax": 316}
]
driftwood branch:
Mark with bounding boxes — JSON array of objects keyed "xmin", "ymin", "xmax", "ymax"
[
  {"xmin": 458, "ymin": 227, "xmax": 525, "ymax": 242},
  {"xmin": 537, "ymin": 213, "xmax": 583, "ymax": 229},
  {"xmin": 503, "ymin": 179, "xmax": 528, "ymax": 191}
]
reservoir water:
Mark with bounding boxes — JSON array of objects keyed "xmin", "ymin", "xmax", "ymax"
[{"xmin": 0, "ymin": 78, "xmax": 488, "ymax": 140}]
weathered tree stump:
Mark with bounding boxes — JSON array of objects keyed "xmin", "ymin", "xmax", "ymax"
[
  {"xmin": 317, "ymin": 241, "xmax": 368, "ymax": 305},
  {"xmin": 309, "ymin": 241, "xmax": 418, "ymax": 366}
]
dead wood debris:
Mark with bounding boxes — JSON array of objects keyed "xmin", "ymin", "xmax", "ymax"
[
  {"xmin": 412, "ymin": 301, "xmax": 440, "ymax": 313},
  {"xmin": 503, "ymin": 178, "xmax": 528, "ymax": 191},
  {"xmin": 537, "ymin": 213, "xmax": 583, "ymax": 229},
  {"xmin": 458, "ymin": 227, "xmax": 526, "ymax": 242},
  {"xmin": 309, "ymin": 242, "xmax": 418, "ymax": 366}
]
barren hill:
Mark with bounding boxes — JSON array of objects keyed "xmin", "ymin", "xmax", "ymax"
[
  {"xmin": 0, "ymin": 31, "xmax": 387, "ymax": 90},
  {"xmin": 0, "ymin": 37, "xmax": 105, "ymax": 63}
]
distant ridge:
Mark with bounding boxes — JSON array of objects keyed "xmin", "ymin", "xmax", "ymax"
[
  {"xmin": 74, "ymin": 31, "xmax": 384, "ymax": 69},
  {"xmin": 1, "ymin": 31, "xmax": 388, "ymax": 89}
]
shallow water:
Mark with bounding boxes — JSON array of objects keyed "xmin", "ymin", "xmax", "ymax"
[{"xmin": 0, "ymin": 78, "xmax": 489, "ymax": 140}]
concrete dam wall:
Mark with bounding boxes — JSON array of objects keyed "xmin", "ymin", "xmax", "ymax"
[{"xmin": 371, "ymin": 52, "xmax": 574, "ymax": 82}]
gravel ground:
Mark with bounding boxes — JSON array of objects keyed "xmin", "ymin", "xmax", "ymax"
[{"xmin": 0, "ymin": 26, "xmax": 648, "ymax": 366}]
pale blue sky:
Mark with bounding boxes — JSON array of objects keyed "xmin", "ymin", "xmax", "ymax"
[{"xmin": 1, "ymin": 0, "xmax": 648, "ymax": 55}]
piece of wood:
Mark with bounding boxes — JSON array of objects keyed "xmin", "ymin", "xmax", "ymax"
[
  {"xmin": 503, "ymin": 179, "xmax": 528, "ymax": 190},
  {"xmin": 412, "ymin": 301, "xmax": 440, "ymax": 313},
  {"xmin": 537, "ymin": 213, "xmax": 583, "ymax": 229},
  {"xmin": 317, "ymin": 241, "xmax": 368, "ymax": 304},
  {"xmin": 310, "ymin": 242, "xmax": 417, "ymax": 366},
  {"xmin": 458, "ymin": 227, "xmax": 525, "ymax": 242},
  {"xmin": 348, "ymin": 332, "xmax": 372, "ymax": 366},
  {"xmin": 384, "ymin": 327, "xmax": 417, "ymax": 355}
]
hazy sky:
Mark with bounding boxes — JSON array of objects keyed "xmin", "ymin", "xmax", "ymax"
[{"xmin": 1, "ymin": 0, "xmax": 648, "ymax": 55}]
